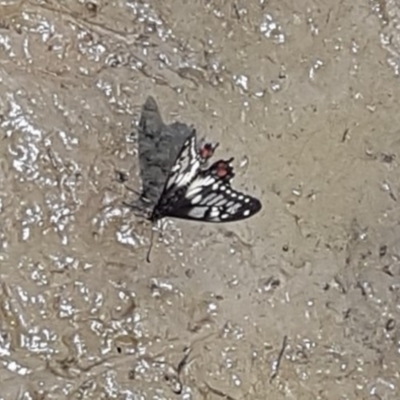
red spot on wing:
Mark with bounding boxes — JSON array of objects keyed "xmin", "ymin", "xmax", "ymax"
[
  {"xmin": 199, "ymin": 143, "xmax": 214, "ymax": 159},
  {"xmin": 216, "ymin": 161, "xmax": 229, "ymax": 178}
]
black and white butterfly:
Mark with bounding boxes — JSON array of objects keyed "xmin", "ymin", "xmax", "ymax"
[
  {"xmin": 150, "ymin": 130, "xmax": 262, "ymax": 223},
  {"xmin": 126, "ymin": 97, "xmax": 261, "ymax": 261}
]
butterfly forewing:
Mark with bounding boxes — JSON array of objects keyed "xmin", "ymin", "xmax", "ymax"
[
  {"xmin": 151, "ymin": 131, "xmax": 200, "ymax": 220},
  {"xmin": 165, "ymin": 131, "xmax": 201, "ymax": 190}
]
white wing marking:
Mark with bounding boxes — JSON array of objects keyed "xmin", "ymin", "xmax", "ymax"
[{"xmin": 166, "ymin": 134, "xmax": 201, "ymax": 190}]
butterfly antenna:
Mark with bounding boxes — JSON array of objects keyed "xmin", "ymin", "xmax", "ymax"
[{"xmin": 146, "ymin": 224, "xmax": 155, "ymax": 263}]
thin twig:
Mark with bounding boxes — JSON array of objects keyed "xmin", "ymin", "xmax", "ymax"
[{"xmin": 270, "ymin": 335, "xmax": 288, "ymax": 383}]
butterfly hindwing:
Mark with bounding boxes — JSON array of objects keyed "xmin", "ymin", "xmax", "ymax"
[{"xmin": 165, "ymin": 158, "xmax": 261, "ymax": 221}]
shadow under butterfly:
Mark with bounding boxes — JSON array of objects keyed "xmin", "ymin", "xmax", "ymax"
[{"xmin": 126, "ymin": 96, "xmax": 262, "ymax": 262}]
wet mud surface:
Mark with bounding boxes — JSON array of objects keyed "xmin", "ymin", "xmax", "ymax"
[{"xmin": 1, "ymin": 0, "xmax": 400, "ymax": 399}]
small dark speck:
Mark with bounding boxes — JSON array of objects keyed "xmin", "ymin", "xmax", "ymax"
[
  {"xmin": 109, "ymin": 57, "xmax": 121, "ymax": 68},
  {"xmin": 86, "ymin": 2, "xmax": 98, "ymax": 14},
  {"xmin": 341, "ymin": 128, "xmax": 349, "ymax": 142},
  {"xmin": 279, "ymin": 71, "xmax": 287, "ymax": 79},
  {"xmin": 282, "ymin": 244, "xmax": 289, "ymax": 252},
  {"xmin": 233, "ymin": 4, "xmax": 241, "ymax": 19},
  {"xmin": 128, "ymin": 369, "xmax": 135, "ymax": 380},
  {"xmin": 381, "ymin": 153, "xmax": 395, "ymax": 164},
  {"xmin": 382, "ymin": 265, "xmax": 394, "ymax": 277},
  {"xmin": 185, "ymin": 268, "xmax": 194, "ymax": 278},
  {"xmin": 386, "ymin": 319, "xmax": 395, "ymax": 331},
  {"xmin": 323, "ymin": 283, "xmax": 330, "ymax": 291},
  {"xmin": 116, "ymin": 171, "xmax": 128, "ymax": 183},
  {"xmin": 270, "ymin": 278, "xmax": 280, "ymax": 289},
  {"xmin": 150, "ymin": 282, "xmax": 158, "ymax": 292},
  {"xmin": 379, "ymin": 245, "xmax": 387, "ymax": 257},
  {"xmin": 356, "ymin": 281, "xmax": 366, "ymax": 297}
]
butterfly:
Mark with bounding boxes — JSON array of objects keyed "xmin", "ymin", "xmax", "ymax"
[
  {"xmin": 150, "ymin": 130, "xmax": 262, "ymax": 224},
  {"xmin": 126, "ymin": 98, "xmax": 261, "ymax": 261}
]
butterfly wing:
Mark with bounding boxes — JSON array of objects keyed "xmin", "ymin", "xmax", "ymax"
[
  {"xmin": 156, "ymin": 158, "xmax": 262, "ymax": 222},
  {"xmin": 163, "ymin": 130, "xmax": 202, "ymax": 190},
  {"xmin": 151, "ymin": 130, "xmax": 262, "ymax": 222},
  {"xmin": 151, "ymin": 130, "xmax": 201, "ymax": 220}
]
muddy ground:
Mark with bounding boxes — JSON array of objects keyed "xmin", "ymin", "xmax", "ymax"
[{"xmin": 1, "ymin": 0, "xmax": 400, "ymax": 399}]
